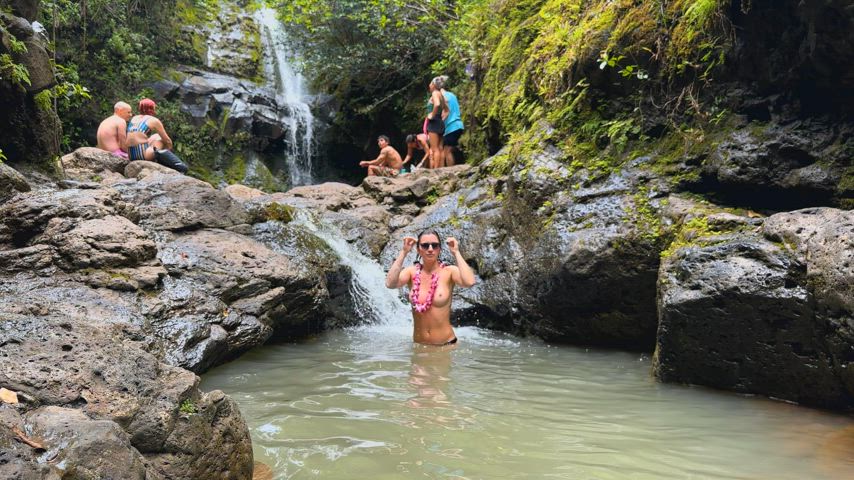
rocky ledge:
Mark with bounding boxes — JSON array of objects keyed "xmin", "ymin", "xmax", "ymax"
[{"xmin": 0, "ymin": 148, "xmax": 362, "ymax": 478}]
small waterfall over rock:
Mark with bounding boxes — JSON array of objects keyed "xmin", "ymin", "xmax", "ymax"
[
  {"xmin": 291, "ymin": 212, "xmax": 412, "ymax": 328},
  {"xmin": 255, "ymin": 8, "xmax": 316, "ymax": 187}
]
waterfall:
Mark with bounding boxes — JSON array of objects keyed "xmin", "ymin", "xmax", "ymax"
[
  {"xmin": 255, "ymin": 8, "xmax": 316, "ymax": 187},
  {"xmin": 291, "ymin": 212, "xmax": 413, "ymax": 329}
]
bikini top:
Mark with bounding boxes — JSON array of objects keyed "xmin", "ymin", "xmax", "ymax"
[{"xmin": 127, "ymin": 115, "xmax": 152, "ymax": 134}]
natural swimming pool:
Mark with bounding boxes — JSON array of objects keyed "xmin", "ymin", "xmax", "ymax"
[{"xmin": 202, "ymin": 322, "xmax": 854, "ymax": 479}]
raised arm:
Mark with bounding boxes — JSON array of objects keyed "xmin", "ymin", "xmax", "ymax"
[
  {"xmin": 386, "ymin": 236, "xmax": 417, "ymax": 289},
  {"xmin": 447, "ymin": 237, "xmax": 476, "ymax": 288}
]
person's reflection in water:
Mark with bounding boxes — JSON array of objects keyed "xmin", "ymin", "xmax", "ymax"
[{"xmin": 407, "ymin": 343, "xmax": 456, "ymax": 410}]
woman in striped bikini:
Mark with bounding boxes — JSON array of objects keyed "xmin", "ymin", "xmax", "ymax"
[{"xmin": 127, "ymin": 98, "xmax": 187, "ymax": 173}]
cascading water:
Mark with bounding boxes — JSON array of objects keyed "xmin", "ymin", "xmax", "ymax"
[
  {"xmin": 255, "ymin": 8, "xmax": 316, "ymax": 186},
  {"xmin": 290, "ymin": 212, "xmax": 413, "ymax": 332}
]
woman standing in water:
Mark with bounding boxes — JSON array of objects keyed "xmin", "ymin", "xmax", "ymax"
[{"xmin": 385, "ymin": 231, "xmax": 477, "ymax": 345}]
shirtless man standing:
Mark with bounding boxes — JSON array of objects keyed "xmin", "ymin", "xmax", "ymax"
[
  {"xmin": 96, "ymin": 101, "xmax": 132, "ymax": 159},
  {"xmin": 360, "ymin": 135, "xmax": 403, "ymax": 177}
]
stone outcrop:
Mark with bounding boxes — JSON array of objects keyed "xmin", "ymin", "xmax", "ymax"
[
  {"xmin": 111, "ymin": 171, "xmax": 253, "ymax": 231},
  {"xmin": 0, "ymin": 162, "xmax": 30, "ymax": 203},
  {"xmin": 61, "ymin": 147, "xmax": 130, "ymax": 183},
  {"xmin": 155, "ymin": 67, "xmax": 298, "ymax": 152},
  {"xmin": 654, "ymin": 206, "xmax": 854, "ymax": 409},
  {"xmin": 703, "ymin": 119, "xmax": 852, "ymax": 208},
  {"xmin": 124, "ymin": 159, "xmax": 181, "ymax": 180},
  {"xmin": 0, "ymin": 149, "xmax": 361, "ymax": 476},
  {"xmin": 0, "ymin": 312, "xmax": 253, "ymax": 479},
  {"xmin": 0, "ymin": 4, "xmax": 61, "ymax": 166}
]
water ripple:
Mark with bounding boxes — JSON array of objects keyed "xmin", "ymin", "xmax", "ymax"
[{"xmin": 203, "ymin": 327, "xmax": 854, "ymax": 480}]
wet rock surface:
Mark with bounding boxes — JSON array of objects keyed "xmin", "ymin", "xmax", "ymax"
[
  {"xmin": 0, "ymin": 313, "xmax": 252, "ymax": 479},
  {"xmin": 376, "ymin": 158, "xmax": 666, "ymax": 348},
  {"xmin": 703, "ymin": 120, "xmax": 851, "ymax": 208},
  {"xmin": 654, "ymin": 207, "xmax": 854, "ymax": 409},
  {"xmin": 110, "ymin": 172, "xmax": 252, "ymax": 231},
  {"xmin": 61, "ymin": 147, "xmax": 129, "ymax": 183},
  {"xmin": 0, "ymin": 162, "xmax": 30, "ymax": 203},
  {"xmin": 0, "ymin": 150, "xmax": 356, "ymax": 477}
]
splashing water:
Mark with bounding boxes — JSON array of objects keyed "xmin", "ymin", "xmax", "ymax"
[
  {"xmin": 291, "ymin": 212, "xmax": 411, "ymax": 330},
  {"xmin": 255, "ymin": 8, "xmax": 316, "ymax": 186}
]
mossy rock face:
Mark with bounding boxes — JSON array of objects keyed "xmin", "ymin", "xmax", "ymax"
[
  {"xmin": 379, "ymin": 152, "xmax": 670, "ymax": 349},
  {"xmin": 205, "ymin": 0, "xmax": 263, "ymax": 80},
  {"xmin": 264, "ymin": 202, "xmax": 295, "ymax": 223}
]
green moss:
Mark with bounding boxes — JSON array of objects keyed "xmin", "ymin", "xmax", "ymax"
[
  {"xmin": 179, "ymin": 398, "xmax": 197, "ymax": 414},
  {"xmin": 265, "ymin": 202, "xmax": 295, "ymax": 223},
  {"xmin": 443, "ymin": 0, "xmax": 735, "ymax": 185},
  {"xmin": 424, "ymin": 187, "xmax": 441, "ymax": 205},
  {"xmin": 629, "ymin": 187, "xmax": 665, "ymax": 243},
  {"xmin": 660, "ymin": 216, "xmax": 723, "ymax": 259},
  {"xmin": 223, "ymin": 153, "xmax": 247, "ymax": 184},
  {"xmin": 33, "ymin": 90, "xmax": 52, "ymax": 112}
]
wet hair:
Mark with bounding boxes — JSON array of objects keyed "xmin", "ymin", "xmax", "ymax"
[
  {"xmin": 138, "ymin": 98, "xmax": 156, "ymax": 116},
  {"xmin": 431, "ymin": 75, "xmax": 449, "ymax": 90},
  {"xmin": 414, "ymin": 229, "xmax": 443, "ymax": 265},
  {"xmin": 405, "ymin": 134, "xmax": 416, "ymax": 144},
  {"xmin": 377, "ymin": 134, "xmax": 390, "ymax": 143}
]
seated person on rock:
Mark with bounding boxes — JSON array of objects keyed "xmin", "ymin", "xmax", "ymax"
[
  {"xmin": 402, "ymin": 133, "xmax": 430, "ymax": 171},
  {"xmin": 126, "ymin": 98, "xmax": 188, "ymax": 174},
  {"xmin": 96, "ymin": 101, "xmax": 132, "ymax": 159},
  {"xmin": 359, "ymin": 135, "xmax": 403, "ymax": 177}
]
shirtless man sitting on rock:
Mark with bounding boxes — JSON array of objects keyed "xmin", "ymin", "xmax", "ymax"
[
  {"xmin": 96, "ymin": 101, "xmax": 132, "ymax": 159},
  {"xmin": 360, "ymin": 135, "xmax": 403, "ymax": 177}
]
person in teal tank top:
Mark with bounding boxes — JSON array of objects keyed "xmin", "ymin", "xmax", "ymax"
[{"xmin": 434, "ymin": 75, "xmax": 464, "ymax": 167}]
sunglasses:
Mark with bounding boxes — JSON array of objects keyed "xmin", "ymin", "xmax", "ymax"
[{"xmin": 419, "ymin": 242, "xmax": 441, "ymax": 250}]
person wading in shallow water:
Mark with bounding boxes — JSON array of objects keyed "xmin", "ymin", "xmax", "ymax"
[{"xmin": 385, "ymin": 230, "xmax": 476, "ymax": 345}]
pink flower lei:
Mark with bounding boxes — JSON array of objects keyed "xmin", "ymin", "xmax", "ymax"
[{"xmin": 410, "ymin": 262, "xmax": 444, "ymax": 313}]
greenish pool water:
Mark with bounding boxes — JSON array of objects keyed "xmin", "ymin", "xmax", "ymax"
[{"xmin": 202, "ymin": 324, "xmax": 854, "ymax": 480}]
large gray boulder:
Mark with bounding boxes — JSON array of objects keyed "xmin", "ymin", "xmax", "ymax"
[
  {"xmin": 654, "ymin": 207, "xmax": 854, "ymax": 409},
  {"xmin": 0, "ymin": 313, "xmax": 254, "ymax": 479},
  {"xmin": 0, "ymin": 162, "xmax": 30, "ymax": 203},
  {"xmin": 171, "ymin": 69, "xmax": 287, "ymax": 150},
  {"xmin": 111, "ymin": 172, "xmax": 252, "ymax": 231},
  {"xmin": 60, "ymin": 147, "xmax": 129, "ymax": 183},
  {"xmin": 704, "ymin": 120, "xmax": 852, "ymax": 207},
  {"xmin": 0, "ymin": 187, "xmax": 166, "ymax": 289},
  {"xmin": 762, "ymin": 208, "xmax": 854, "ymax": 399},
  {"xmin": 147, "ymin": 227, "xmax": 331, "ymax": 371}
]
